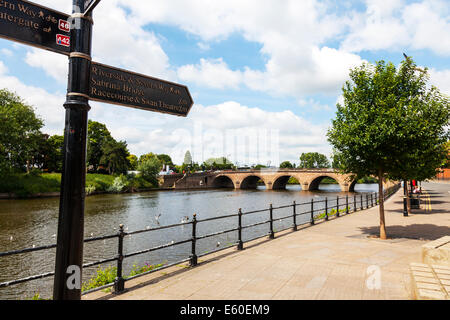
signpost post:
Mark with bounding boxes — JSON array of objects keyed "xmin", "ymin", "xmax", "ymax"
[{"xmin": 0, "ymin": 0, "xmax": 193, "ymax": 300}]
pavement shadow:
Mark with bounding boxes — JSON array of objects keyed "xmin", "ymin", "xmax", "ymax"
[
  {"xmin": 385, "ymin": 205, "xmax": 448, "ymax": 215},
  {"xmin": 358, "ymin": 224, "xmax": 450, "ymax": 241}
]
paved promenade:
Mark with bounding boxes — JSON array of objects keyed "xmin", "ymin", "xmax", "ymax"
[{"xmin": 85, "ymin": 182, "xmax": 450, "ymax": 300}]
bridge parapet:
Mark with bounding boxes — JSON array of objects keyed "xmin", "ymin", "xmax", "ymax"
[{"xmin": 162, "ymin": 170, "xmax": 396, "ymax": 192}]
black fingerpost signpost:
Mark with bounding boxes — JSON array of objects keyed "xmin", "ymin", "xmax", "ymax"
[{"xmin": 0, "ymin": 0, "xmax": 193, "ymax": 300}]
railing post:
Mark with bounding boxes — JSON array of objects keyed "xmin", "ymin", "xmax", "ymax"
[
  {"xmin": 292, "ymin": 201, "xmax": 297, "ymax": 231},
  {"xmin": 360, "ymin": 194, "xmax": 363, "ymax": 210},
  {"xmin": 371, "ymin": 193, "xmax": 374, "ymax": 207},
  {"xmin": 346, "ymin": 195, "xmax": 349, "ymax": 214},
  {"xmin": 114, "ymin": 224, "xmax": 125, "ymax": 294},
  {"xmin": 190, "ymin": 214, "xmax": 198, "ymax": 267},
  {"xmin": 237, "ymin": 209, "xmax": 243, "ymax": 250},
  {"xmin": 336, "ymin": 196, "xmax": 340, "ymax": 217},
  {"xmin": 310, "ymin": 199, "xmax": 315, "ymax": 225},
  {"xmin": 269, "ymin": 204, "xmax": 275, "ymax": 239},
  {"xmin": 325, "ymin": 197, "xmax": 328, "ymax": 221},
  {"xmin": 354, "ymin": 194, "xmax": 357, "ymax": 212},
  {"xmin": 366, "ymin": 194, "xmax": 369, "ymax": 209}
]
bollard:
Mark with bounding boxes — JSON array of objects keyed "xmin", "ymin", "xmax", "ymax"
[
  {"xmin": 336, "ymin": 196, "xmax": 340, "ymax": 217},
  {"xmin": 237, "ymin": 209, "xmax": 243, "ymax": 250},
  {"xmin": 346, "ymin": 195, "xmax": 349, "ymax": 214},
  {"xmin": 114, "ymin": 224, "xmax": 125, "ymax": 293},
  {"xmin": 292, "ymin": 201, "xmax": 297, "ymax": 231},
  {"xmin": 190, "ymin": 214, "xmax": 198, "ymax": 266},
  {"xmin": 269, "ymin": 204, "xmax": 275, "ymax": 239},
  {"xmin": 403, "ymin": 197, "xmax": 408, "ymax": 217}
]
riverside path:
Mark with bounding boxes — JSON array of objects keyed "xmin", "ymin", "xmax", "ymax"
[{"xmin": 84, "ymin": 182, "xmax": 450, "ymax": 300}]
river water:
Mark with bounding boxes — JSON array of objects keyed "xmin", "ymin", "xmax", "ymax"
[{"xmin": 0, "ymin": 184, "xmax": 378, "ymax": 300}]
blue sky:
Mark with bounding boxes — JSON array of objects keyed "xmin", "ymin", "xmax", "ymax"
[{"xmin": 0, "ymin": 0, "xmax": 449, "ymax": 166}]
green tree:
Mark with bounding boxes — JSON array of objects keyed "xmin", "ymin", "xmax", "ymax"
[
  {"xmin": 327, "ymin": 57, "xmax": 450, "ymax": 239},
  {"xmin": 137, "ymin": 157, "xmax": 162, "ymax": 186},
  {"xmin": 0, "ymin": 89, "xmax": 43, "ymax": 174},
  {"xmin": 45, "ymin": 135, "xmax": 64, "ymax": 172},
  {"xmin": 157, "ymin": 154, "xmax": 174, "ymax": 167},
  {"xmin": 139, "ymin": 153, "xmax": 158, "ymax": 164},
  {"xmin": 127, "ymin": 154, "xmax": 138, "ymax": 170},
  {"xmin": 443, "ymin": 141, "xmax": 450, "ymax": 169},
  {"xmin": 99, "ymin": 140, "xmax": 130, "ymax": 175},
  {"xmin": 87, "ymin": 120, "xmax": 113, "ymax": 172},
  {"xmin": 202, "ymin": 157, "xmax": 234, "ymax": 170},
  {"xmin": 299, "ymin": 152, "xmax": 330, "ymax": 169},
  {"xmin": 253, "ymin": 164, "xmax": 267, "ymax": 169},
  {"xmin": 32, "ymin": 134, "xmax": 64, "ymax": 172},
  {"xmin": 279, "ymin": 161, "xmax": 294, "ymax": 169},
  {"xmin": 331, "ymin": 150, "xmax": 345, "ymax": 170}
]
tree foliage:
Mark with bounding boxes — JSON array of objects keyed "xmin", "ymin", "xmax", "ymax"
[
  {"xmin": 87, "ymin": 120, "xmax": 113, "ymax": 172},
  {"xmin": 99, "ymin": 139, "xmax": 130, "ymax": 175},
  {"xmin": 127, "ymin": 154, "xmax": 138, "ymax": 170},
  {"xmin": 0, "ymin": 89, "xmax": 44, "ymax": 174},
  {"xmin": 299, "ymin": 152, "xmax": 330, "ymax": 169},
  {"xmin": 202, "ymin": 157, "xmax": 234, "ymax": 170},
  {"xmin": 157, "ymin": 154, "xmax": 174, "ymax": 167},
  {"xmin": 137, "ymin": 156, "xmax": 162, "ymax": 186},
  {"xmin": 280, "ymin": 161, "xmax": 294, "ymax": 169},
  {"xmin": 327, "ymin": 57, "xmax": 450, "ymax": 238}
]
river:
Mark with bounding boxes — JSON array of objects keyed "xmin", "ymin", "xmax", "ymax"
[{"xmin": 0, "ymin": 183, "xmax": 378, "ymax": 300}]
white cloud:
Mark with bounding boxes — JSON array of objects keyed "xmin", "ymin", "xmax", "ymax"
[
  {"xmin": 88, "ymin": 100, "xmax": 330, "ymax": 165},
  {"xmin": 429, "ymin": 68, "xmax": 450, "ymax": 96},
  {"xmin": 341, "ymin": 0, "xmax": 450, "ymax": 55},
  {"xmin": 177, "ymin": 58, "xmax": 243, "ymax": 90},
  {"xmin": 1, "ymin": 58, "xmax": 329, "ymax": 164},
  {"xmin": 23, "ymin": 0, "xmax": 174, "ymax": 84},
  {"xmin": 1, "ymin": 49, "xmax": 13, "ymax": 57},
  {"xmin": 25, "ymin": 49, "xmax": 68, "ymax": 83},
  {"xmin": 0, "ymin": 60, "xmax": 66, "ymax": 135}
]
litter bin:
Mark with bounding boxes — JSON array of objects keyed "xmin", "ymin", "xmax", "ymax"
[
  {"xmin": 410, "ymin": 197, "xmax": 420, "ymax": 209},
  {"xmin": 408, "ymin": 194, "xmax": 421, "ymax": 209}
]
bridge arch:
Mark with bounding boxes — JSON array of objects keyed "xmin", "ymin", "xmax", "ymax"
[
  {"xmin": 308, "ymin": 175, "xmax": 343, "ymax": 191},
  {"xmin": 348, "ymin": 180, "xmax": 358, "ymax": 192},
  {"xmin": 272, "ymin": 175, "xmax": 303, "ymax": 190},
  {"xmin": 211, "ymin": 175, "xmax": 235, "ymax": 188},
  {"xmin": 240, "ymin": 175, "xmax": 267, "ymax": 190}
]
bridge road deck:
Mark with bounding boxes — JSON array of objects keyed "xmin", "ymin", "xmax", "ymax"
[{"xmin": 84, "ymin": 182, "xmax": 450, "ymax": 300}]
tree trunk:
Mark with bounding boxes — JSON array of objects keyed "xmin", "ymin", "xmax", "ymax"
[
  {"xmin": 378, "ymin": 169, "xmax": 387, "ymax": 240},
  {"xmin": 405, "ymin": 180, "xmax": 411, "ymax": 215}
]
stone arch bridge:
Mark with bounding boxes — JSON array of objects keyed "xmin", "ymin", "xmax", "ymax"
[{"xmin": 162, "ymin": 169, "xmax": 396, "ymax": 192}]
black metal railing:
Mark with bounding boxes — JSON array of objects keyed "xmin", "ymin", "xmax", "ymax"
[{"xmin": 0, "ymin": 183, "xmax": 401, "ymax": 297}]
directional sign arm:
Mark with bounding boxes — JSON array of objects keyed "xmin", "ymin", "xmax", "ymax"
[{"xmin": 84, "ymin": 0, "xmax": 101, "ymax": 15}]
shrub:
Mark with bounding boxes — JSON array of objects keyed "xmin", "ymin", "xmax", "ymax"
[
  {"xmin": 82, "ymin": 266, "xmax": 117, "ymax": 292},
  {"xmin": 107, "ymin": 174, "xmax": 129, "ymax": 193}
]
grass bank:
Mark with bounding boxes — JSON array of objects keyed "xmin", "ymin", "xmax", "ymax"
[{"xmin": 0, "ymin": 172, "xmax": 157, "ymax": 198}]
